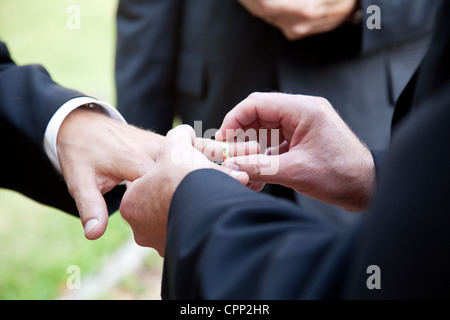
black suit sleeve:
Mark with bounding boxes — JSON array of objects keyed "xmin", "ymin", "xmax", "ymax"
[
  {"xmin": 0, "ymin": 42, "xmax": 123, "ymax": 216},
  {"xmin": 345, "ymin": 2, "xmax": 450, "ymax": 298},
  {"xmin": 0, "ymin": 42, "xmax": 83, "ymax": 150},
  {"xmin": 162, "ymin": 169, "xmax": 358, "ymax": 299}
]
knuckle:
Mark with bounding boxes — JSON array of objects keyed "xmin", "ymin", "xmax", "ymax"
[
  {"xmin": 247, "ymin": 91, "xmax": 263, "ymax": 101},
  {"xmin": 175, "ymin": 124, "xmax": 195, "ymax": 135},
  {"xmin": 288, "ymin": 25, "xmax": 309, "ymax": 40},
  {"xmin": 258, "ymin": 1, "xmax": 274, "ymax": 16},
  {"xmin": 119, "ymin": 196, "xmax": 134, "ymax": 222},
  {"xmin": 133, "ymin": 234, "xmax": 146, "ymax": 247},
  {"xmin": 77, "ymin": 200, "xmax": 96, "ymax": 214},
  {"xmin": 306, "ymin": 96, "xmax": 332, "ymax": 116},
  {"xmin": 76, "ymin": 200, "xmax": 101, "ymax": 222}
]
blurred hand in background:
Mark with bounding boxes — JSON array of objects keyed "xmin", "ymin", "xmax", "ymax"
[{"xmin": 237, "ymin": 0, "xmax": 360, "ymax": 40}]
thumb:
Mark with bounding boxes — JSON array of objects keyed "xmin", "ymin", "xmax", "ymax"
[
  {"xmin": 69, "ymin": 175, "xmax": 109, "ymax": 240},
  {"xmin": 222, "ymin": 154, "xmax": 283, "ymax": 184}
]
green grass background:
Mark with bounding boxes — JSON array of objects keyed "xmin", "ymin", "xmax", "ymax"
[{"xmin": 0, "ymin": 0, "xmax": 153, "ymax": 299}]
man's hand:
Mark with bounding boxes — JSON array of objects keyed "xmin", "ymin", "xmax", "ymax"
[
  {"xmin": 120, "ymin": 125, "xmax": 249, "ymax": 256},
  {"xmin": 217, "ymin": 92, "xmax": 375, "ymax": 212},
  {"xmin": 237, "ymin": 0, "xmax": 359, "ymax": 41},
  {"xmin": 57, "ymin": 106, "xmax": 164, "ymax": 240},
  {"xmin": 57, "ymin": 107, "xmax": 256, "ymax": 240}
]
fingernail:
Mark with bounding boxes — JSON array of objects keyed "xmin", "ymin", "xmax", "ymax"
[
  {"xmin": 84, "ymin": 218, "xmax": 99, "ymax": 236},
  {"xmin": 222, "ymin": 162, "xmax": 241, "ymax": 171}
]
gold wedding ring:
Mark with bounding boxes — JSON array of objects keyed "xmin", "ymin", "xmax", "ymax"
[{"xmin": 222, "ymin": 142, "xmax": 230, "ymax": 162}]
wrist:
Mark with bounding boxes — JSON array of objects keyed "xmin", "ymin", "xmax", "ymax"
[
  {"xmin": 347, "ymin": 147, "xmax": 377, "ymax": 213},
  {"xmin": 56, "ymin": 106, "xmax": 118, "ymax": 166},
  {"xmin": 44, "ymin": 97, "xmax": 126, "ymax": 173}
]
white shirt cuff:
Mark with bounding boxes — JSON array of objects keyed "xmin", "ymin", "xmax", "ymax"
[{"xmin": 43, "ymin": 97, "xmax": 127, "ymax": 174}]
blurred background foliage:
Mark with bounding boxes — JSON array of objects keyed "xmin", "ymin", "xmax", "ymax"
[{"xmin": 0, "ymin": 0, "xmax": 162, "ymax": 299}]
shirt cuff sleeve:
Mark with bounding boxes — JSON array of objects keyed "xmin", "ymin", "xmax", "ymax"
[{"xmin": 43, "ymin": 97, "xmax": 127, "ymax": 174}]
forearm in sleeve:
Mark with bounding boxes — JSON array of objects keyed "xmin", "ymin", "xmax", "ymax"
[{"xmin": 162, "ymin": 169, "xmax": 357, "ymax": 299}]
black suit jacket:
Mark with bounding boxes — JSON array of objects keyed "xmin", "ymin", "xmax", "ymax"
[
  {"xmin": 0, "ymin": 42, "xmax": 122, "ymax": 216},
  {"xmin": 162, "ymin": 1, "xmax": 450, "ymax": 299},
  {"xmin": 116, "ymin": 0, "xmax": 439, "ymax": 222},
  {"xmin": 116, "ymin": 0, "xmax": 437, "ymax": 148}
]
